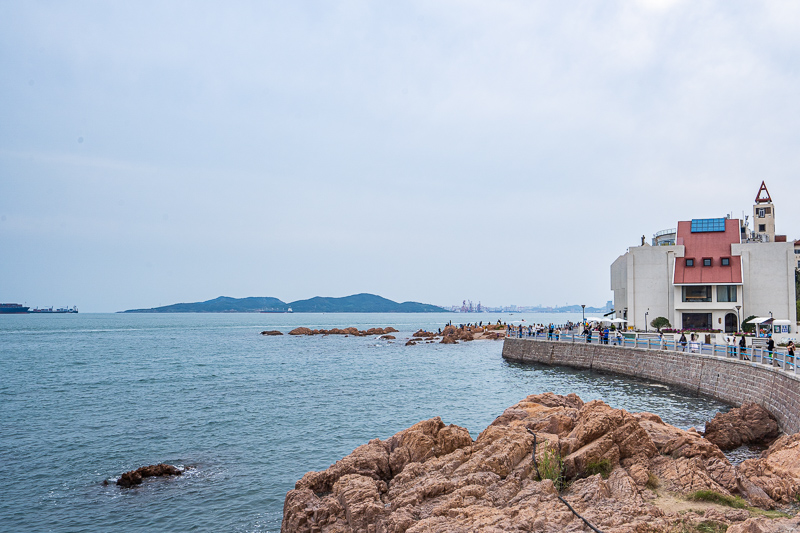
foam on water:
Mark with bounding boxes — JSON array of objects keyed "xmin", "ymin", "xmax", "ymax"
[{"xmin": 0, "ymin": 312, "xmax": 732, "ymax": 532}]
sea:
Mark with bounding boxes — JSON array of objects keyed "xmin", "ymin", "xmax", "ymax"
[{"xmin": 0, "ymin": 312, "xmax": 732, "ymax": 532}]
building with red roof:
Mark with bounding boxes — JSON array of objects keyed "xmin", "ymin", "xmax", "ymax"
[{"xmin": 611, "ymin": 183, "xmax": 797, "ymax": 336}]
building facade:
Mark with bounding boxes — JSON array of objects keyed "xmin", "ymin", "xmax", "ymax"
[{"xmin": 611, "ymin": 184, "xmax": 796, "ymax": 335}]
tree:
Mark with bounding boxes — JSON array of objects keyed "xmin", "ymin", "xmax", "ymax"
[
  {"xmin": 650, "ymin": 316, "xmax": 671, "ymax": 332},
  {"xmin": 742, "ymin": 315, "xmax": 757, "ymax": 333}
]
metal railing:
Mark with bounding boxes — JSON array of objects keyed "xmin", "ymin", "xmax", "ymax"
[{"xmin": 509, "ymin": 329, "xmax": 796, "ymax": 375}]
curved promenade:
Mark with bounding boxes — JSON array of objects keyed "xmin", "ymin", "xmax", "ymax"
[{"xmin": 502, "ymin": 337, "xmax": 800, "ymax": 434}]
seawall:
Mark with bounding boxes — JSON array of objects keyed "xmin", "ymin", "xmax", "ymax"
[{"xmin": 502, "ymin": 338, "xmax": 800, "ymax": 434}]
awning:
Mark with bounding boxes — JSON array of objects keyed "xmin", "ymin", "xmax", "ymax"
[
  {"xmin": 745, "ymin": 317, "xmax": 773, "ymax": 325},
  {"xmin": 609, "ymin": 318, "xmax": 628, "ymax": 323},
  {"xmin": 584, "ymin": 317, "xmax": 606, "ymax": 322},
  {"xmin": 773, "ymin": 319, "xmax": 792, "ymax": 326}
]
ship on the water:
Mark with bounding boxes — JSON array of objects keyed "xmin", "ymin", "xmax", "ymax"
[
  {"xmin": 0, "ymin": 303, "xmax": 31, "ymax": 314},
  {"xmin": 30, "ymin": 306, "xmax": 79, "ymax": 314}
]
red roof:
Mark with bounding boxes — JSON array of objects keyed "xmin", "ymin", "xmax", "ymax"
[{"xmin": 673, "ymin": 219, "xmax": 742, "ymax": 285}]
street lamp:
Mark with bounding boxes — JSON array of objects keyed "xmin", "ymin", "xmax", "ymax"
[
  {"xmin": 581, "ymin": 304, "xmax": 585, "ymax": 326},
  {"xmin": 735, "ymin": 305, "xmax": 741, "ymax": 333},
  {"xmin": 645, "ymin": 309, "xmax": 649, "ymax": 333}
]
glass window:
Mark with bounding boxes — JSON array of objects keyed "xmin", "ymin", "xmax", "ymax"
[
  {"xmin": 686, "ymin": 258, "xmax": 694, "ymax": 267},
  {"xmin": 682, "ymin": 286, "xmax": 711, "ymax": 302},
  {"xmin": 691, "ymin": 218, "xmax": 726, "ymax": 233},
  {"xmin": 703, "ymin": 258, "xmax": 712, "ymax": 266},
  {"xmin": 757, "ymin": 208, "xmax": 765, "ymax": 218},
  {"xmin": 759, "ymin": 224, "xmax": 766, "ymax": 232},
  {"xmin": 717, "ymin": 286, "xmax": 737, "ymax": 302},
  {"xmin": 721, "ymin": 258, "xmax": 730, "ymax": 266},
  {"xmin": 682, "ymin": 313, "xmax": 712, "ymax": 329}
]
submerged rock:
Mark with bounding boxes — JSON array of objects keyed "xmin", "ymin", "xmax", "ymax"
[
  {"xmin": 261, "ymin": 330, "xmax": 283, "ymax": 336},
  {"xmin": 282, "ymin": 393, "xmax": 800, "ymax": 532},
  {"xmin": 116, "ymin": 463, "xmax": 182, "ymax": 488}
]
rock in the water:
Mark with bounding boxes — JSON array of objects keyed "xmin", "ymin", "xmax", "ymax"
[
  {"xmin": 705, "ymin": 403, "xmax": 780, "ymax": 451},
  {"xmin": 116, "ymin": 463, "xmax": 182, "ymax": 488},
  {"xmin": 380, "ymin": 335, "xmax": 396, "ymax": 340},
  {"xmin": 260, "ymin": 330, "xmax": 283, "ymax": 336}
]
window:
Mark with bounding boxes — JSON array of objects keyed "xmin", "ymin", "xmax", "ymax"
[
  {"xmin": 682, "ymin": 285, "xmax": 712, "ymax": 302},
  {"xmin": 717, "ymin": 285, "xmax": 737, "ymax": 302},
  {"xmin": 685, "ymin": 258, "xmax": 694, "ymax": 267},
  {"xmin": 703, "ymin": 258, "xmax": 712, "ymax": 266},
  {"xmin": 794, "ymin": 249, "xmax": 800, "ymax": 254},
  {"xmin": 691, "ymin": 218, "xmax": 726, "ymax": 233},
  {"xmin": 721, "ymin": 258, "xmax": 730, "ymax": 266},
  {"xmin": 759, "ymin": 224, "xmax": 766, "ymax": 232},
  {"xmin": 682, "ymin": 313, "xmax": 712, "ymax": 330},
  {"xmin": 757, "ymin": 208, "xmax": 765, "ymax": 218}
]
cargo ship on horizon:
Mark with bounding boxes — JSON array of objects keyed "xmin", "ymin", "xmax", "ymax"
[
  {"xmin": 30, "ymin": 306, "xmax": 79, "ymax": 314},
  {"xmin": 0, "ymin": 303, "xmax": 31, "ymax": 314}
]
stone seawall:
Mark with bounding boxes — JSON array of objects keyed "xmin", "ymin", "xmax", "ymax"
[{"xmin": 502, "ymin": 338, "xmax": 800, "ymax": 434}]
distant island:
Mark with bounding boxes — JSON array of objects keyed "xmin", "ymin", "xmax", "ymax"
[{"xmin": 121, "ymin": 293, "xmax": 448, "ymax": 313}]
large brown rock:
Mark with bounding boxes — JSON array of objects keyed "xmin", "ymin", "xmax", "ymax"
[
  {"xmin": 282, "ymin": 394, "xmax": 800, "ymax": 532},
  {"xmin": 261, "ymin": 330, "xmax": 283, "ymax": 336},
  {"xmin": 116, "ymin": 463, "xmax": 182, "ymax": 488},
  {"xmin": 705, "ymin": 403, "xmax": 780, "ymax": 451}
]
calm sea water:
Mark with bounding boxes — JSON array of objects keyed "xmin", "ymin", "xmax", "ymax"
[{"xmin": 0, "ymin": 312, "xmax": 730, "ymax": 532}]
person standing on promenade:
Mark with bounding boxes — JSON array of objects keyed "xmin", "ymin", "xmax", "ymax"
[
  {"xmin": 659, "ymin": 331, "xmax": 665, "ymax": 350},
  {"xmin": 767, "ymin": 335, "xmax": 776, "ymax": 366},
  {"xmin": 788, "ymin": 341, "xmax": 795, "ymax": 368},
  {"xmin": 679, "ymin": 333, "xmax": 687, "ymax": 352},
  {"xmin": 738, "ymin": 335, "xmax": 748, "ymax": 360}
]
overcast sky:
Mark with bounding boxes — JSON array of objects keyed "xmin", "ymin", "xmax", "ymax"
[{"xmin": 2, "ymin": 1, "xmax": 799, "ymax": 312}]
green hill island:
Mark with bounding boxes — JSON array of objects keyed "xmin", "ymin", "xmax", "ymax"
[{"xmin": 121, "ymin": 293, "xmax": 448, "ymax": 313}]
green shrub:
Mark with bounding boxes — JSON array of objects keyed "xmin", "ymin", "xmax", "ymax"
[
  {"xmin": 686, "ymin": 490, "xmax": 747, "ymax": 509},
  {"xmin": 650, "ymin": 316, "xmax": 672, "ymax": 332},
  {"xmin": 695, "ymin": 521, "xmax": 728, "ymax": 533},
  {"xmin": 585, "ymin": 458, "xmax": 612, "ymax": 479},
  {"xmin": 741, "ymin": 315, "xmax": 757, "ymax": 334},
  {"xmin": 537, "ymin": 442, "xmax": 565, "ymax": 491}
]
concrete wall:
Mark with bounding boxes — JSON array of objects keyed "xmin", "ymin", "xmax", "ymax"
[
  {"xmin": 734, "ymin": 241, "xmax": 797, "ymax": 328},
  {"xmin": 610, "ymin": 244, "xmax": 681, "ymax": 330},
  {"xmin": 502, "ymin": 338, "xmax": 800, "ymax": 434}
]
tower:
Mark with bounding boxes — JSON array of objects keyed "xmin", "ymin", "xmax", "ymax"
[{"xmin": 753, "ymin": 181, "xmax": 775, "ymax": 242}]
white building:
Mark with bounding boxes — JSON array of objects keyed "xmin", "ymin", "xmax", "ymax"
[{"xmin": 611, "ymin": 183, "xmax": 796, "ymax": 336}]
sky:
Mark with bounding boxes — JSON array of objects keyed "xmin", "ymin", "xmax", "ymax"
[{"xmin": 2, "ymin": 1, "xmax": 800, "ymax": 312}]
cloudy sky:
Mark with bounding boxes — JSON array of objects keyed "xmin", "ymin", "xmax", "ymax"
[{"xmin": 2, "ymin": 1, "xmax": 799, "ymax": 312}]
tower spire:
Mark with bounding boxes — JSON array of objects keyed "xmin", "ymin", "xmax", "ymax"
[{"xmin": 755, "ymin": 181, "xmax": 772, "ymax": 204}]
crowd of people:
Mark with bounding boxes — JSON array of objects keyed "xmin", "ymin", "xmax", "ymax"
[{"xmin": 507, "ymin": 319, "xmax": 796, "ymax": 369}]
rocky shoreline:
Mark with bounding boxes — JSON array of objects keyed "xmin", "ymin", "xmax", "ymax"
[{"xmin": 282, "ymin": 394, "xmax": 800, "ymax": 532}]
